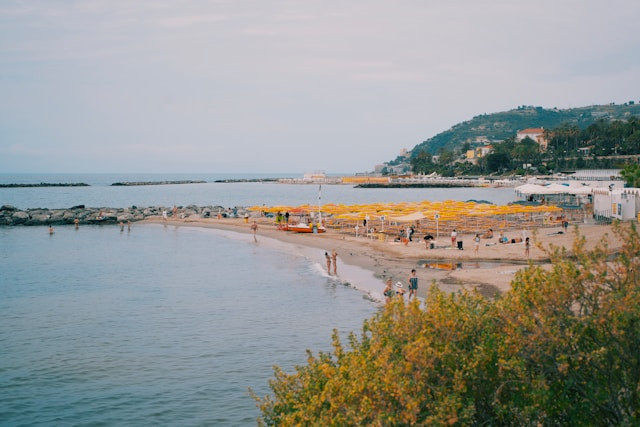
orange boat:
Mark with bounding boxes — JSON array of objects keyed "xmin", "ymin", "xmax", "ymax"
[{"xmin": 287, "ymin": 222, "xmax": 326, "ymax": 233}]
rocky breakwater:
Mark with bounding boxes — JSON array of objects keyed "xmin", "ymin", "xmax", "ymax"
[{"xmin": 0, "ymin": 204, "xmax": 252, "ymax": 226}]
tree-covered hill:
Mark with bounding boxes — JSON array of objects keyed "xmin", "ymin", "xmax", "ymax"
[{"xmin": 404, "ymin": 103, "xmax": 640, "ymax": 160}]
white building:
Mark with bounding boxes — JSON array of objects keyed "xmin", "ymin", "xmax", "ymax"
[
  {"xmin": 517, "ymin": 127, "xmax": 548, "ymax": 151},
  {"xmin": 593, "ymin": 187, "xmax": 640, "ymax": 221}
]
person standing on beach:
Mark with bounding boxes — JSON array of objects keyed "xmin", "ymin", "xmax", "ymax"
[
  {"xmin": 331, "ymin": 249, "xmax": 338, "ymax": 275},
  {"xmin": 162, "ymin": 210, "xmax": 168, "ymax": 221},
  {"xmin": 451, "ymin": 229, "xmax": 457, "ymax": 248},
  {"xmin": 474, "ymin": 233, "xmax": 480, "ymax": 254},
  {"xmin": 325, "ymin": 252, "xmax": 332, "ymax": 274},
  {"xmin": 408, "ymin": 269, "xmax": 418, "ymax": 300},
  {"xmin": 74, "ymin": 218, "xmax": 79, "ymax": 230},
  {"xmin": 172, "ymin": 205, "xmax": 178, "ymax": 219},
  {"xmin": 525, "ymin": 236, "xmax": 530, "ymax": 257}
]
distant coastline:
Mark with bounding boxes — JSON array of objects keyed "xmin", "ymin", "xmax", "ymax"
[{"xmin": 0, "ymin": 182, "xmax": 90, "ymax": 188}]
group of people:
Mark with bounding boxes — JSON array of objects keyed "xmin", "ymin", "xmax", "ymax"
[
  {"xmin": 324, "ymin": 249, "xmax": 338, "ymax": 275},
  {"xmin": 383, "ymin": 269, "xmax": 419, "ymax": 303},
  {"xmin": 275, "ymin": 211, "xmax": 290, "ymax": 228}
]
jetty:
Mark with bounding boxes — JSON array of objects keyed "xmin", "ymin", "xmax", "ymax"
[
  {"xmin": 110, "ymin": 180, "xmax": 206, "ymax": 186},
  {"xmin": 0, "ymin": 182, "xmax": 90, "ymax": 188}
]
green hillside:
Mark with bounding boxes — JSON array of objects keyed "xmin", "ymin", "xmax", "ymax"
[{"xmin": 405, "ymin": 103, "xmax": 640, "ymax": 160}]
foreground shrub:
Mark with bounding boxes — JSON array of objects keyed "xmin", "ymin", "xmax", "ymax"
[{"xmin": 253, "ymin": 222, "xmax": 640, "ymax": 425}]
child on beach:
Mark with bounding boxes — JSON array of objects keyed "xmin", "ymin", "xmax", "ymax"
[{"xmin": 408, "ymin": 269, "xmax": 418, "ymax": 300}]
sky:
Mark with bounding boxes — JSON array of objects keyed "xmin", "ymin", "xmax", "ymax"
[{"xmin": 1, "ymin": 0, "xmax": 639, "ymax": 174}]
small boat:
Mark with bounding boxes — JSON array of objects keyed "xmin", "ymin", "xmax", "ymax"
[{"xmin": 287, "ymin": 222, "xmax": 326, "ymax": 233}]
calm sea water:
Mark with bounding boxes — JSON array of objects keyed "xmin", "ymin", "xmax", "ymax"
[
  {"xmin": 0, "ymin": 224, "xmax": 380, "ymax": 426},
  {"xmin": 0, "ymin": 174, "xmax": 516, "ymax": 425},
  {"xmin": 0, "ymin": 173, "xmax": 516, "ymax": 209}
]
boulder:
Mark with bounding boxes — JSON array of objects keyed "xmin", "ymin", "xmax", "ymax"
[{"xmin": 11, "ymin": 211, "xmax": 30, "ymax": 224}]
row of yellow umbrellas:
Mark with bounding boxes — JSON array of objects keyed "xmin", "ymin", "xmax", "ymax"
[{"xmin": 249, "ymin": 200, "xmax": 561, "ymax": 221}]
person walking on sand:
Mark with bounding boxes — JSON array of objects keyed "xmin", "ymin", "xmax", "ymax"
[
  {"xmin": 525, "ymin": 236, "xmax": 530, "ymax": 257},
  {"xmin": 474, "ymin": 233, "xmax": 480, "ymax": 254},
  {"xmin": 451, "ymin": 229, "xmax": 457, "ymax": 248},
  {"xmin": 408, "ymin": 269, "xmax": 418, "ymax": 300},
  {"xmin": 331, "ymin": 249, "xmax": 338, "ymax": 275},
  {"xmin": 250, "ymin": 220, "xmax": 258, "ymax": 241}
]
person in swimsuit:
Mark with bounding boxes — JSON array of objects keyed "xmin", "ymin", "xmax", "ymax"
[
  {"xmin": 250, "ymin": 220, "xmax": 258, "ymax": 241},
  {"xmin": 408, "ymin": 269, "xmax": 418, "ymax": 300},
  {"xmin": 331, "ymin": 249, "xmax": 338, "ymax": 275},
  {"xmin": 383, "ymin": 278, "xmax": 395, "ymax": 303},
  {"xmin": 325, "ymin": 252, "xmax": 332, "ymax": 274}
]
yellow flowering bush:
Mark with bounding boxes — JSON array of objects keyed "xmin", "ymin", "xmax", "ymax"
[{"xmin": 253, "ymin": 222, "xmax": 640, "ymax": 425}]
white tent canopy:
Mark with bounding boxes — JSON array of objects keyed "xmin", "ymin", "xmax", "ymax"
[
  {"xmin": 545, "ymin": 183, "xmax": 572, "ymax": 194},
  {"xmin": 388, "ymin": 212, "xmax": 425, "ymax": 222},
  {"xmin": 516, "ymin": 182, "xmax": 593, "ymax": 196},
  {"xmin": 515, "ymin": 183, "xmax": 550, "ymax": 196}
]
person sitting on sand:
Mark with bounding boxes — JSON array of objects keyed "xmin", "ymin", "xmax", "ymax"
[
  {"xmin": 498, "ymin": 232, "xmax": 509, "ymax": 244},
  {"xmin": 482, "ymin": 228, "xmax": 493, "ymax": 239}
]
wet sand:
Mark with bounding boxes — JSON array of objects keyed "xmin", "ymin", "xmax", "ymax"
[{"xmin": 143, "ymin": 216, "xmax": 626, "ymax": 299}]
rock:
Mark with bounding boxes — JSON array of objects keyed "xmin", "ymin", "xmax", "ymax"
[
  {"xmin": 1, "ymin": 205, "xmax": 17, "ymax": 211},
  {"xmin": 11, "ymin": 211, "xmax": 29, "ymax": 224}
]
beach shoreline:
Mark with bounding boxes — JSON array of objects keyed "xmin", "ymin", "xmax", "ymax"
[{"xmin": 143, "ymin": 216, "xmax": 627, "ymax": 299}]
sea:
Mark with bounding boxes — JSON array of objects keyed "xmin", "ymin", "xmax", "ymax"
[{"xmin": 0, "ymin": 173, "xmax": 516, "ymax": 426}]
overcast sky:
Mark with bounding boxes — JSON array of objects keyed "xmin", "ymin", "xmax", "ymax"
[{"xmin": 1, "ymin": 0, "xmax": 639, "ymax": 174}]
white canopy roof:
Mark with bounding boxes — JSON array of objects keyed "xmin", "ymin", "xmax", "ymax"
[
  {"xmin": 515, "ymin": 183, "xmax": 549, "ymax": 195},
  {"xmin": 389, "ymin": 212, "xmax": 425, "ymax": 222}
]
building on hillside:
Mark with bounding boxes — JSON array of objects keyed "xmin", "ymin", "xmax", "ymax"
[
  {"xmin": 477, "ymin": 145, "xmax": 493, "ymax": 157},
  {"xmin": 517, "ymin": 127, "xmax": 548, "ymax": 151},
  {"xmin": 374, "ymin": 164, "xmax": 386, "ymax": 174},
  {"xmin": 465, "ymin": 145, "xmax": 494, "ymax": 164}
]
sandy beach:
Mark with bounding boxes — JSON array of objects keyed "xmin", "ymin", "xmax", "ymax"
[{"xmin": 144, "ymin": 216, "xmax": 626, "ymax": 299}]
